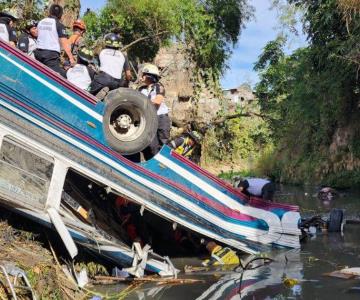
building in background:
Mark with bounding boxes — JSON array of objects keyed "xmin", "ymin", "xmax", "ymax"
[{"xmin": 223, "ymin": 83, "xmax": 255, "ymax": 107}]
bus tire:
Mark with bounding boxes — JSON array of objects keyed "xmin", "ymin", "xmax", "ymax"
[{"xmin": 103, "ymin": 88, "xmax": 158, "ymax": 155}]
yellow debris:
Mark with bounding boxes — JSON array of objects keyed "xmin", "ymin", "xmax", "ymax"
[
  {"xmin": 202, "ymin": 245, "xmax": 239, "ymax": 266},
  {"xmin": 283, "ymin": 277, "xmax": 300, "ymax": 288}
]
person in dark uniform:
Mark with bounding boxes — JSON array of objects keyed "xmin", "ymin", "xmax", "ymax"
[
  {"xmin": 138, "ymin": 63, "xmax": 171, "ymax": 160},
  {"xmin": 17, "ymin": 20, "xmax": 38, "ymax": 58},
  {"xmin": 35, "ymin": 4, "xmax": 75, "ymax": 77},
  {"xmin": 0, "ymin": 10, "xmax": 18, "ymax": 47},
  {"xmin": 89, "ymin": 33, "xmax": 132, "ymax": 98},
  {"xmin": 238, "ymin": 178, "xmax": 275, "ymax": 202}
]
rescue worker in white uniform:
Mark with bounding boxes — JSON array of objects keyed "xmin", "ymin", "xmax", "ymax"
[
  {"xmin": 0, "ymin": 11, "xmax": 18, "ymax": 47},
  {"xmin": 18, "ymin": 20, "xmax": 38, "ymax": 58},
  {"xmin": 89, "ymin": 33, "xmax": 132, "ymax": 97},
  {"xmin": 237, "ymin": 178, "xmax": 275, "ymax": 202},
  {"xmin": 35, "ymin": 4, "xmax": 75, "ymax": 77},
  {"xmin": 138, "ymin": 64, "xmax": 171, "ymax": 160},
  {"xmin": 66, "ymin": 47, "xmax": 95, "ymax": 91}
]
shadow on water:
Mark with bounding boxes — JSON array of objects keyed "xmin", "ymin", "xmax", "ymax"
[{"xmin": 102, "ymin": 186, "xmax": 360, "ymax": 299}]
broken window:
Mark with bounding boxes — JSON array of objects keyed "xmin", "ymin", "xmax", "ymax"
[
  {"xmin": 62, "ymin": 169, "xmax": 206, "ymax": 257},
  {"xmin": 0, "ymin": 137, "xmax": 54, "ymax": 208}
]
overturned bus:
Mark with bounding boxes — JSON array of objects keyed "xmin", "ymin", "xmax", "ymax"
[{"xmin": 0, "ymin": 40, "xmax": 301, "ymax": 277}]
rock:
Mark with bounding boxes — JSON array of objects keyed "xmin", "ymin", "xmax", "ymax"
[{"xmin": 154, "ymin": 44, "xmax": 221, "ymax": 128}]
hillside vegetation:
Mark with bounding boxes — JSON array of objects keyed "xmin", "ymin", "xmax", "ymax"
[{"xmin": 253, "ymin": 0, "xmax": 360, "ymax": 187}]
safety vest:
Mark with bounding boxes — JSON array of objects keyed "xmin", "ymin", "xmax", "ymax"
[
  {"xmin": 99, "ymin": 48, "xmax": 125, "ymax": 80},
  {"xmin": 0, "ymin": 23, "xmax": 9, "ymax": 42},
  {"xmin": 174, "ymin": 137, "xmax": 195, "ymax": 157},
  {"xmin": 37, "ymin": 17, "xmax": 60, "ymax": 53},
  {"xmin": 202, "ymin": 245, "xmax": 239, "ymax": 266},
  {"xmin": 66, "ymin": 64, "xmax": 92, "ymax": 91}
]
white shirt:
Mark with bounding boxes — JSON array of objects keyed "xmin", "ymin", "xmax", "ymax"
[
  {"xmin": 37, "ymin": 17, "xmax": 61, "ymax": 53},
  {"xmin": 0, "ymin": 23, "xmax": 9, "ymax": 42},
  {"xmin": 66, "ymin": 64, "xmax": 91, "ymax": 90},
  {"xmin": 246, "ymin": 178, "xmax": 270, "ymax": 196},
  {"xmin": 140, "ymin": 84, "xmax": 169, "ymax": 116},
  {"xmin": 28, "ymin": 37, "xmax": 37, "ymax": 58},
  {"xmin": 99, "ymin": 49, "xmax": 125, "ymax": 79}
]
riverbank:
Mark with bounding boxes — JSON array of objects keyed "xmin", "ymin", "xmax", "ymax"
[{"xmin": 0, "ymin": 219, "xmax": 84, "ymax": 299}]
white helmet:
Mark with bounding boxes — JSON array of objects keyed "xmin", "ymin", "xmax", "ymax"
[{"xmin": 142, "ymin": 63, "xmax": 160, "ymax": 77}]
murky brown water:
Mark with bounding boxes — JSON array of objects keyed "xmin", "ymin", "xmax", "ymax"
[{"xmin": 99, "ymin": 185, "xmax": 360, "ymax": 299}]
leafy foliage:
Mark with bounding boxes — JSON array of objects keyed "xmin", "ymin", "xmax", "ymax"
[
  {"xmin": 254, "ymin": 0, "xmax": 360, "ymax": 186},
  {"xmin": 0, "ymin": 0, "xmax": 45, "ymax": 24},
  {"xmin": 201, "ymin": 104, "xmax": 272, "ymax": 171},
  {"xmin": 82, "ymin": 0, "xmax": 253, "ymax": 77}
]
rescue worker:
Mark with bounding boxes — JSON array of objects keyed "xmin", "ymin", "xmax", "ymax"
[
  {"xmin": 0, "ymin": 10, "xmax": 18, "ymax": 47},
  {"xmin": 202, "ymin": 241, "xmax": 239, "ymax": 266},
  {"xmin": 139, "ymin": 63, "xmax": 171, "ymax": 160},
  {"xmin": 169, "ymin": 130, "xmax": 202, "ymax": 158},
  {"xmin": 237, "ymin": 178, "xmax": 275, "ymax": 202},
  {"xmin": 68, "ymin": 19, "xmax": 86, "ymax": 57},
  {"xmin": 66, "ymin": 47, "xmax": 95, "ymax": 91},
  {"xmin": 35, "ymin": 4, "xmax": 75, "ymax": 77},
  {"xmin": 17, "ymin": 20, "xmax": 38, "ymax": 58},
  {"xmin": 89, "ymin": 33, "xmax": 132, "ymax": 98}
]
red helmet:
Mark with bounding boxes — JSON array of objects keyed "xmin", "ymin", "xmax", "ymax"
[{"xmin": 73, "ymin": 19, "xmax": 86, "ymax": 31}]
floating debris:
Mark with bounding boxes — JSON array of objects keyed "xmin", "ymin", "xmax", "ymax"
[
  {"xmin": 283, "ymin": 277, "xmax": 300, "ymax": 288},
  {"xmin": 323, "ymin": 267, "xmax": 360, "ymax": 280},
  {"xmin": 93, "ymin": 275, "xmax": 204, "ymax": 285}
]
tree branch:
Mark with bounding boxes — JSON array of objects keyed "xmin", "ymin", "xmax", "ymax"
[
  {"xmin": 121, "ymin": 31, "xmax": 169, "ymax": 52},
  {"xmin": 211, "ymin": 111, "xmax": 274, "ymax": 125}
]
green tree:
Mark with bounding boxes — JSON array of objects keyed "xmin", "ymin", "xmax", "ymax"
[
  {"xmin": 83, "ymin": 0, "xmax": 252, "ymax": 77},
  {"xmin": 254, "ymin": 0, "xmax": 360, "ymax": 186}
]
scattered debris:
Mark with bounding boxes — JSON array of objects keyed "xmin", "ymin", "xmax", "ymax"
[
  {"xmin": 112, "ymin": 267, "xmax": 130, "ymax": 278},
  {"xmin": 93, "ymin": 275, "xmax": 204, "ymax": 285},
  {"xmin": 300, "ymin": 208, "xmax": 345, "ymax": 237},
  {"xmin": 323, "ymin": 271, "xmax": 356, "ymax": 280},
  {"xmin": 283, "ymin": 277, "xmax": 300, "ymax": 288},
  {"xmin": 323, "ymin": 267, "xmax": 360, "ymax": 279},
  {"xmin": 337, "ymin": 267, "xmax": 360, "ymax": 276},
  {"xmin": 202, "ymin": 241, "xmax": 240, "ymax": 266},
  {"xmin": 0, "ymin": 220, "xmax": 86, "ymax": 299},
  {"xmin": 184, "ymin": 266, "xmax": 208, "ymax": 273}
]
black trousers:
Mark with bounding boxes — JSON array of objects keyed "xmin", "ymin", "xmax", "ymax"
[
  {"xmin": 143, "ymin": 114, "xmax": 171, "ymax": 160},
  {"xmin": 261, "ymin": 182, "xmax": 275, "ymax": 202},
  {"xmin": 89, "ymin": 71, "xmax": 128, "ymax": 95},
  {"xmin": 35, "ymin": 49, "xmax": 66, "ymax": 78}
]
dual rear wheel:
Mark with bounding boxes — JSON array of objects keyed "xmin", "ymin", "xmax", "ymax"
[{"xmin": 103, "ymin": 88, "xmax": 158, "ymax": 155}]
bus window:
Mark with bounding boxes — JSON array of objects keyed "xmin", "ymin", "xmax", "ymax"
[{"xmin": 0, "ymin": 137, "xmax": 54, "ymax": 209}]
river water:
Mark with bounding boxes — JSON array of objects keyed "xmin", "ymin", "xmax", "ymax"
[{"xmin": 99, "ymin": 185, "xmax": 360, "ymax": 299}]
